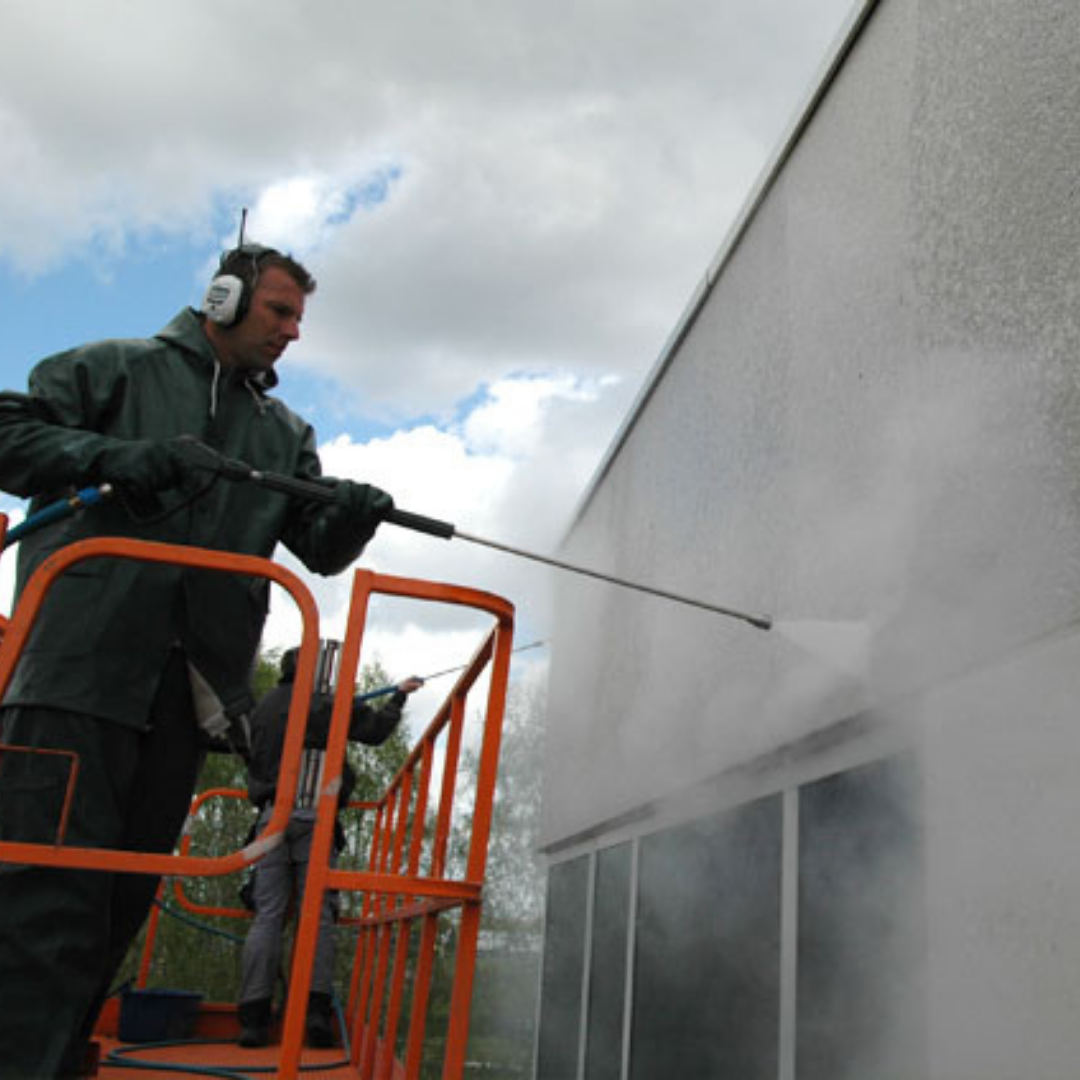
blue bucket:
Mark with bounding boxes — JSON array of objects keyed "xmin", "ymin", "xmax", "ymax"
[{"xmin": 119, "ymin": 988, "xmax": 204, "ymax": 1043}]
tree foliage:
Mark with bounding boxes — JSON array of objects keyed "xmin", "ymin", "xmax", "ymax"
[
  {"xmin": 420, "ymin": 677, "xmax": 548, "ymax": 1078},
  {"xmin": 465, "ymin": 678, "xmax": 547, "ymax": 1076},
  {"xmin": 476, "ymin": 678, "xmax": 546, "ymax": 929}
]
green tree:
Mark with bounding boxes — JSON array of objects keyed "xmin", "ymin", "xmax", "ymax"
[
  {"xmin": 474, "ymin": 678, "xmax": 546, "ymax": 929},
  {"xmin": 466, "ymin": 678, "xmax": 546, "ymax": 1078}
]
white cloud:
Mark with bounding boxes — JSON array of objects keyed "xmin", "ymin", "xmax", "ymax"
[
  {"xmin": 0, "ymin": 0, "xmax": 854, "ymax": 402},
  {"xmin": 261, "ymin": 370, "xmax": 628, "ymax": 693},
  {"xmin": 0, "ymin": 501, "xmax": 25, "ymax": 614},
  {"xmin": 0, "ymin": 0, "xmax": 856, "ymax": 718},
  {"xmin": 463, "ymin": 373, "xmax": 615, "ymax": 458},
  {"xmin": 227, "ymin": 166, "xmax": 404, "ymax": 257}
]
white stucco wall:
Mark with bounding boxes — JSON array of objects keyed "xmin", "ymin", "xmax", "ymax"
[{"xmin": 544, "ymin": 0, "xmax": 1080, "ymax": 1073}]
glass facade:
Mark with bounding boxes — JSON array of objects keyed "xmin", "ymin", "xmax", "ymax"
[
  {"xmin": 536, "ymin": 753, "xmax": 923, "ymax": 1079},
  {"xmin": 535, "ymin": 854, "xmax": 590, "ymax": 1080},
  {"xmin": 584, "ymin": 843, "xmax": 632, "ymax": 1080},
  {"xmin": 796, "ymin": 755, "xmax": 924, "ymax": 1079},
  {"xmin": 631, "ymin": 794, "xmax": 782, "ymax": 1079}
]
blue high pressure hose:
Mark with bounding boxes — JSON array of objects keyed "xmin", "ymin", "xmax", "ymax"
[{"xmin": 1, "ymin": 484, "xmax": 112, "ymax": 548}]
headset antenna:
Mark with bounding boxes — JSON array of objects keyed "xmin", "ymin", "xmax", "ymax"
[{"xmin": 237, "ymin": 207, "xmax": 248, "ymax": 248}]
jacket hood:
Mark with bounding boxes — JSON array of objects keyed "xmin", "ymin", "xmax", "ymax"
[{"xmin": 156, "ymin": 308, "xmax": 280, "ymax": 391}]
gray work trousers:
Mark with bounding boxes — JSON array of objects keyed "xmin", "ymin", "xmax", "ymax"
[{"xmin": 239, "ymin": 807, "xmax": 339, "ymax": 1005}]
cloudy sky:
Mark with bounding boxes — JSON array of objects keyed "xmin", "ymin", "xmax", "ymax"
[{"xmin": 0, "ymin": 0, "xmax": 854, "ymax": 718}]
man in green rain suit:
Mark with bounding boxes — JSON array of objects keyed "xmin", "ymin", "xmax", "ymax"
[{"xmin": 0, "ymin": 244, "xmax": 392, "ymax": 1078}]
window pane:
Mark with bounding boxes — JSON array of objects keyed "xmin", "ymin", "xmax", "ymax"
[
  {"xmin": 797, "ymin": 754, "xmax": 924, "ymax": 1079},
  {"xmin": 585, "ymin": 843, "xmax": 632, "ymax": 1080},
  {"xmin": 631, "ymin": 795, "xmax": 782, "ymax": 1079},
  {"xmin": 536, "ymin": 855, "xmax": 590, "ymax": 1079}
]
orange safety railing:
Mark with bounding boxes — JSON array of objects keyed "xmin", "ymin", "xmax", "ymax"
[
  {"xmin": 0, "ymin": 535, "xmax": 322, "ymax": 879},
  {"xmin": 0, "ymin": 522, "xmax": 514, "ymax": 1080},
  {"xmin": 161, "ymin": 788, "xmax": 381, "ymax": 927},
  {"xmin": 273, "ymin": 569, "xmax": 514, "ymax": 1080},
  {"xmin": 133, "ymin": 789, "xmax": 387, "ymax": 993}
]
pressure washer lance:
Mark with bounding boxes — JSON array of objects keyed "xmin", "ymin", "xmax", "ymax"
[
  {"xmin": 195, "ymin": 445, "xmax": 773, "ymax": 633},
  {"xmin": 356, "ymin": 640, "xmax": 546, "ymax": 703},
  {"xmin": 5, "ymin": 440, "xmax": 773, "ymax": 633}
]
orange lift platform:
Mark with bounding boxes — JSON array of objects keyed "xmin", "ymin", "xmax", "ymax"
[{"xmin": 0, "ymin": 519, "xmax": 515, "ymax": 1079}]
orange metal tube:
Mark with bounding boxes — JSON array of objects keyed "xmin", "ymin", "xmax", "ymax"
[
  {"xmin": 375, "ymin": 768, "xmax": 418, "ymax": 1079},
  {"xmin": 439, "ymin": 626, "xmax": 514, "ymax": 1077},
  {"xmin": 408, "ymin": 741, "xmax": 436, "ymax": 878},
  {"xmin": 0, "ymin": 536, "xmax": 321, "ymax": 880},
  {"xmin": 278, "ymin": 570, "xmax": 374, "ymax": 1080},
  {"xmin": 431, "ymin": 694, "xmax": 467, "ymax": 880},
  {"xmin": 370, "ymin": 734, "xmax": 436, "ymax": 1074},
  {"xmin": 268, "ymin": 583, "xmax": 513, "ymax": 1079},
  {"xmin": 360, "ymin": 895, "xmax": 467, "ymax": 926},
  {"xmin": 403, "ymin": 912, "xmax": 442, "ymax": 1078},
  {"xmin": 170, "ymin": 788, "xmax": 254, "ymax": 921},
  {"xmin": 361, "ymin": 685, "xmax": 458, "ymax": 1071},
  {"xmin": 465, "ymin": 623, "xmax": 514, "ymax": 884},
  {"xmin": 350, "ymin": 799, "xmax": 390, "ymax": 1063},
  {"xmin": 376, "ymin": 920, "xmax": 414, "ymax": 1080},
  {"xmin": 348, "ymin": 575, "xmax": 512, "ymax": 1079},
  {"xmin": 359, "ymin": 788, "xmax": 402, "ymax": 1079},
  {"xmin": 443, "ymin": 901, "xmax": 486, "ymax": 1078}
]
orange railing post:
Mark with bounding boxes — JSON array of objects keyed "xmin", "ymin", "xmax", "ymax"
[{"xmin": 271, "ymin": 568, "xmax": 514, "ymax": 1080}]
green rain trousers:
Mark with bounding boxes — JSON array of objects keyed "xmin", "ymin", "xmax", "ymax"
[{"xmin": 0, "ymin": 649, "xmax": 203, "ymax": 1079}]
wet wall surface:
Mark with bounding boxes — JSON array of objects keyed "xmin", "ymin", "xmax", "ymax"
[
  {"xmin": 545, "ymin": 0, "xmax": 1080, "ymax": 844},
  {"xmin": 544, "ymin": 2, "xmax": 1080, "ymax": 1075}
]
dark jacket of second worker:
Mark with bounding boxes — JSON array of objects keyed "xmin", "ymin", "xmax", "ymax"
[{"xmin": 246, "ymin": 674, "xmax": 407, "ymax": 811}]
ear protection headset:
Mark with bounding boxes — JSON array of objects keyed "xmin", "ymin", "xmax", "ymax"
[{"xmin": 201, "ymin": 243, "xmax": 277, "ymax": 327}]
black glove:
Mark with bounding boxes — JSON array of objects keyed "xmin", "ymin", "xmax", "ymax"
[
  {"xmin": 87, "ymin": 437, "xmax": 193, "ymax": 503},
  {"xmin": 337, "ymin": 479, "xmax": 394, "ymax": 528},
  {"xmin": 307, "ymin": 479, "xmax": 394, "ymax": 573}
]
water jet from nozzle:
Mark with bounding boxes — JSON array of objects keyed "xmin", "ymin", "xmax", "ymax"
[{"xmin": 770, "ymin": 618, "xmax": 872, "ymax": 677}]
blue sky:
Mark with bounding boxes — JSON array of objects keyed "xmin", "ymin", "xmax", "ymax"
[
  {"xmin": 1, "ymin": 247, "xmax": 195, "ymax": 375},
  {"xmin": 0, "ymin": 0, "xmax": 855, "ymax": 711}
]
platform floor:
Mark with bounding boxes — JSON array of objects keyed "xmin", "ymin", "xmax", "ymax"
[
  {"xmin": 92, "ymin": 998, "xmax": 366, "ymax": 1079},
  {"xmin": 95, "ymin": 1034, "xmax": 359, "ymax": 1079}
]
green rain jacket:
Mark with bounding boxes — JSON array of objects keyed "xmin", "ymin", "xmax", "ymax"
[{"xmin": 0, "ymin": 308, "xmax": 373, "ymax": 729}]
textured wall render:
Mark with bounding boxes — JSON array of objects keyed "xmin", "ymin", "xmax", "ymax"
[
  {"xmin": 545, "ymin": 1, "xmax": 1080, "ymax": 1074},
  {"xmin": 544, "ymin": 0, "xmax": 1080, "ymax": 844}
]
